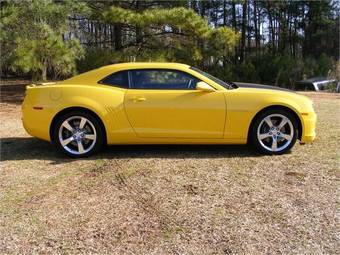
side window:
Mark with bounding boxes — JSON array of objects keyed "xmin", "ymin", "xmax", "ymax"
[
  {"xmin": 99, "ymin": 71, "xmax": 129, "ymax": 88},
  {"xmin": 130, "ymin": 69, "xmax": 199, "ymax": 90}
]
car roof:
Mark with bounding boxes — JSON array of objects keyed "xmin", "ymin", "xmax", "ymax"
[
  {"xmin": 60, "ymin": 62, "xmax": 191, "ymax": 85},
  {"xmin": 99, "ymin": 62, "xmax": 190, "ymax": 71}
]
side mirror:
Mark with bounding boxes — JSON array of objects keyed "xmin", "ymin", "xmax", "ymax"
[{"xmin": 196, "ymin": 81, "xmax": 215, "ymax": 92}]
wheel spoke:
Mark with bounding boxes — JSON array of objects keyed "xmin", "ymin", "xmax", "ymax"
[
  {"xmin": 79, "ymin": 117, "xmax": 87, "ymax": 129},
  {"xmin": 59, "ymin": 116, "xmax": 98, "ymax": 155},
  {"xmin": 77, "ymin": 140, "xmax": 85, "ymax": 154},
  {"xmin": 257, "ymin": 113, "xmax": 295, "ymax": 152},
  {"xmin": 259, "ymin": 133, "xmax": 271, "ymax": 140},
  {"xmin": 61, "ymin": 136, "xmax": 73, "ymax": 146},
  {"xmin": 264, "ymin": 116, "xmax": 274, "ymax": 128},
  {"xmin": 278, "ymin": 117, "xmax": 288, "ymax": 130},
  {"xmin": 280, "ymin": 133, "xmax": 292, "ymax": 141},
  {"xmin": 271, "ymin": 138, "xmax": 278, "ymax": 151},
  {"xmin": 84, "ymin": 134, "xmax": 95, "ymax": 140},
  {"xmin": 62, "ymin": 121, "xmax": 73, "ymax": 132}
]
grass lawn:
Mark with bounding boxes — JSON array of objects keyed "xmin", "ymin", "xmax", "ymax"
[{"xmin": 0, "ymin": 92, "xmax": 339, "ymax": 254}]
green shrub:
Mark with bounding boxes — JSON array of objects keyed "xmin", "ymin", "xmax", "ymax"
[{"xmin": 77, "ymin": 49, "xmax": 117, "ymax": 73}]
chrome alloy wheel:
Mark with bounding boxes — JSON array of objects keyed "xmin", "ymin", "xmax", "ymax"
[
  {"xmin": 257, "ymin": 114, "xmax": 294, "ymax": 152},
  {"xmin": 58, "ymin": 116, "xmax": 97, "ymax": 155}
]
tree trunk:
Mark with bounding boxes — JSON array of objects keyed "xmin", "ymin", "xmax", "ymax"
[
  {"xmin": 231, "ymin": 1, "xmax": 237, "ymax": 30},
  {"xmin": 292, "ymin": 18, "xmax": 297, "ymax": 58},
  {"xmin": 42, "ymin": 62, "xmax": 47, "ymax": 81},
  {"xmin": 267, "ymin": 1, "xmax": 275, "ymax": 52},
  {"xmin": 135, "ymin": 0, "xmax": 142, "ymax": 45},
  {"xmin": 223, "ymin": 0, "xmax": 227, "ymax": 26},
  {"xmin": 114, "ymin": 24, "xmax": 122, "ymax": 50},
  {"xmin": 247, "ymin": 0, "xmax": 251, "ymax": 54},
  {"xmin": 254, "ymin": 0, "xmax": 259, "ymax": 53},
  {"xmin": 240, "ymin": 0, "xmax": 248, "ymax": 62}
]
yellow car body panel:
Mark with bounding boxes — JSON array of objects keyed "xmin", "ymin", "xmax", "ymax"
[
  {"xmin": 124, "ymin": 89, "xmax": 226, "ymax": 138},
  {"xmin": 22, "ymin": 62, "xmax": 316, "ymax": 146},
  {"xmin": 224, "ymin": 87, "xmax": 316, "ymax": 143}
]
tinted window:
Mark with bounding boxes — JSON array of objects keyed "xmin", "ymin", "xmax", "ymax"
[
  {"xmin": 99, "ymin": 71, "xmax": 129, "ymax": 88},
  {"xmin": 130, "ymin": 69, "xmax": 199, "ymax": 90}
]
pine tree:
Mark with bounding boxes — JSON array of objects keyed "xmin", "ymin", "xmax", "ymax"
[
  {"xmin": 1, "ymin": 0, "xmax": 87, "ymax": 80},
  {"xmin": 101, "ymin": 6, "xmax": 239, "ymax": 67}
]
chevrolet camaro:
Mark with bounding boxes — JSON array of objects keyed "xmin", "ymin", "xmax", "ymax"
[{"xmin": 22, "ymin": 62, "xmax": 316, "ymax": 157}]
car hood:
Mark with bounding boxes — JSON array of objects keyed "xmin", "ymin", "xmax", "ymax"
[
  {"xmin": 232, "ymin": 82, "xmax": 313, "ymax": 110},
  {"xmin": 234, "ymin": 82, "xmax": 294, "ymax": 93}
]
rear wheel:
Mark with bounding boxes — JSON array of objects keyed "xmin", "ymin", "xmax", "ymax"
[
  {"xmin": 250, "ymin": 109, "xmax": 298, "ymax": 155},
  {"xmin": 53, "ymin": 111, "xmax": 104, "ymax": 157}
]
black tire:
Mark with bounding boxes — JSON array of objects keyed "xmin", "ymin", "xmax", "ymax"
[
  {"xmin": 53, "ymin": 110, "xmax": 104, "ymax": 157},
  {"xmin": 250, "ymin": 108, "xmax": 299, "ymax": 155}
]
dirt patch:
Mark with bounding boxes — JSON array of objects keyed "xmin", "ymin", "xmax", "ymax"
[{"xmin": 299, "ymin": 91, "xmax": 340, "ymax": 100}]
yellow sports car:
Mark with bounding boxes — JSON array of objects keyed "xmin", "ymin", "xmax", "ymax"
[{"xmin": 22, "ymin": 62, "xmax": 316, "ymax": 157}]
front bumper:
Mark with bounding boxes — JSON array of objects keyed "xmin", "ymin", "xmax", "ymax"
[{"xmin": 300, "ymin": 110, "xmax": 317, "ymax": 144}]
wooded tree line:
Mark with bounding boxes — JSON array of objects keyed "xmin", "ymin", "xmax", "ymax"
[{"xmin": 1, "ymin": 0, "xmax": 339, "ymax": 88}]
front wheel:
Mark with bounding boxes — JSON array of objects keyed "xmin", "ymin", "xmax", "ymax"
[
  {"xmin": 53, "ymin": 111, "xmax": 104, "ymax": 157},
  {"xmin": 250, "ymin": 109, "xmax": 298, "ymax": 155}
]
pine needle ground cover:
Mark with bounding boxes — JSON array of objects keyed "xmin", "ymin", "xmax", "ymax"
[{"xmin": 0, "ymin": 93, "xmax": 338, "ymax": 254}]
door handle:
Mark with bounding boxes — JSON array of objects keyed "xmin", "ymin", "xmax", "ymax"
[{"xmin": 130, "ymin": 96, "xmax": 146, "ymax": 102}]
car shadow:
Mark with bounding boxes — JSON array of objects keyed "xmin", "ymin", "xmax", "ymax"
[{"xmin": 0, "ymin": 137, "xmax": 263, "ymax": 164}]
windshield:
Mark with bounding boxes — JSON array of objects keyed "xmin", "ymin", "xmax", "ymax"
[{"xmin": 190, "ymin": 66, "xmax": 237, "ymax": 90}]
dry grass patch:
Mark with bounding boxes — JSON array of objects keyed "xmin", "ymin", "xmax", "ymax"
[{"xmin": 0, "ymin": 92, "xmax": 339, "ymax": 254}]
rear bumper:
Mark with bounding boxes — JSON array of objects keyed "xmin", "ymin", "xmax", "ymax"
[
  {"xmin": 300, "ymin": 111, "xmax": 317, "ymax": 144},
  {"xmin": 22, "ymin": 98, "xmax": 52, "ymax": 142}
]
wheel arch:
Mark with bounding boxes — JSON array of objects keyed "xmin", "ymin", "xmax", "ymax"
[
  {"xmin": 49, "ymin": 107, "xmax": 107, "ymax": 144},
  {"xmin": 247, "ymin": 105, "xmax": 303, "ymax": 143}
]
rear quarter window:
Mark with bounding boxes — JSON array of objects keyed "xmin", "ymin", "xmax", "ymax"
[{"xmin": 98, "ymin": 71, "xmax": 129, "ymax": 88}]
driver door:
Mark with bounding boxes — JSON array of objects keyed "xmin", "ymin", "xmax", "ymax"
[{"xmin": 124, "ymin": 69, "xmax": 226, "ymax": 138}]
